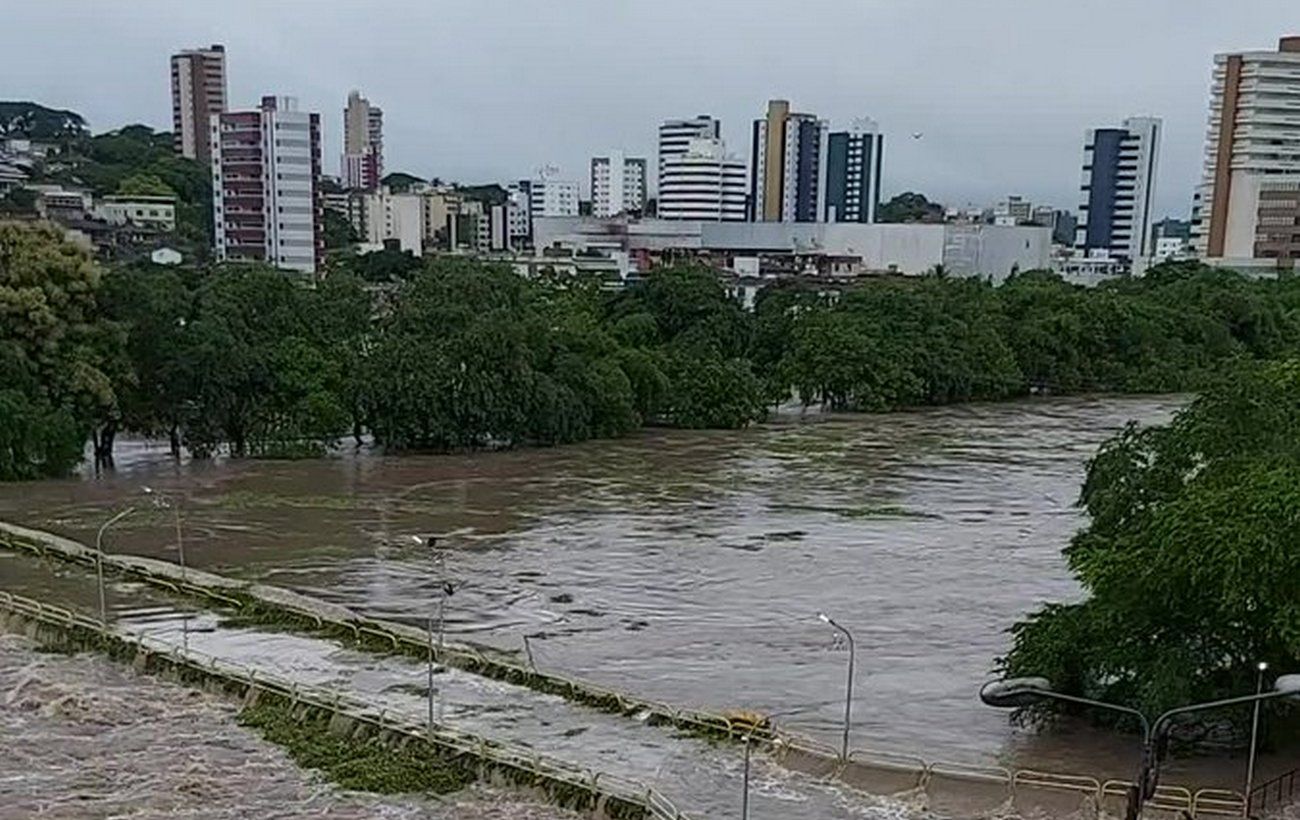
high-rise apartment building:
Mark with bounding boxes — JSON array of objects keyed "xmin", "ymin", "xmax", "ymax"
[
  {"xmin": 356, "ymin": 187, "xmax": 425, "ymax": 255},
  {"xmin": 658, "ymin": 137, "xmax": 747, "ymax": 221},
  {"xmin": 211, "ymin": 96, "xmax": 323, "ymax": 275},
  {"xmin": 824, "ymin": 118, "xmax": 883, "ymax": 223},
  {"xmin": 590, "ymin": 151, "xmax": 648, "ymax": 217},
  {"xmin": 1075, "ymin": 116, "xmax": 1161, "ymax": 266},
  {"xmin": 341, "ymin": 90, "xmax": 383, "ymax": 190},
  {"xmin": 170, "ymin": 44, "xmax": 227, "ymax": 162},
  {"xmin": 525, "ymin": 169, "xmax": 579, "ymax": 218},
  {"xmin": 658, "ymin": 115, "xmax": 721, "ymax": 190},
  {"xmin": 749, "ymin": 99, "xmax": 828, "ymax": 222},
  {"xmin": 1191, "ymin": 37, "xmax": 1300, "ymax": 265}
]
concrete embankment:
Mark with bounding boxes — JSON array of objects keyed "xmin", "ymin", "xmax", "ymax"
[
  {"xmin": 0, "ymin": 632, "xmax": 578, "ymax": 820},
  {"xmin": 0, "ymin": 519, "xmax": 751, "ymax": 743},
  {"xmin": 0, "ymin": 519, "xmax": 1248, "ymax": 820},
  {"xmin": 0, "ymin": 589, "xmax": 683, "ymax": 820}
]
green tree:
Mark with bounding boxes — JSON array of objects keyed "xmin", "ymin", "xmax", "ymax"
[
  {"xmin": 323, "ymin": 208, "xmax": 357, "ymax": 250},
  {"xmin": 0, "ymin": 220, "xmax": 120, "ymax": 477},
  {"xmin": 1000, "ymin": 360, "xmax": 1300, "ymax": 736},
  {"xmin": 876, "ymin": 192, "xmax": 944, "ymax": 223},
  {"xmin": 98, "ymin": 262, "xmax": 193, "ymax": 454},
  {"xmin": 381, "ymin": 172, "xmax": 426, "ymax": 193},
  {"xmin": 116, "ymin": 172, "xmax": 176, "ymax": 197}
]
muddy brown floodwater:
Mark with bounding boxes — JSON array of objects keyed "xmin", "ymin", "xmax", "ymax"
[
  {"xmin": 0, "ymin": 634, "xmax": 577, "ymax": 819},
  {"xmin": 0, "ymin": 396, "xmax": 1294, "ymax": 793}
]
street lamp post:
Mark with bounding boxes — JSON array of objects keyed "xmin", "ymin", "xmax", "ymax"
[
  {"xmin": 741, "ymin": 735, "xmax": 752, "ymax": 820},
  {"xmin": 410, "ymin": 535, "xmax": 456, "ymax": 733},
  {"xmin": 144, "ymin": 486, "xmax": 190, "ymax": 651},
  {"xmin": 739, "ymin": 708, "xmax": 798, "ymax": 819},
  {"xmin": 95, "ymin": 507, "xmax": 136, "ymax": 625},
  {"xmin": 1244, "ymin": 662, "xmax": 1269, "ymax": 816},
  {"xmin": 818, "ymin": 612, "xmax": 856, "ymax": 761},
  {"xmin": 980, "ymin": 674, "xmax": 1300, "ymax": 820},
  {"xmin": 426, "ymin": 613, "xmax": 436, "ymax": 736}
]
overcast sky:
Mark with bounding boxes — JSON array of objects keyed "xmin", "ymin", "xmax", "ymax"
[{"xmin": 3, "ymin": 2, "xmax": 1296, "ymax": 218}]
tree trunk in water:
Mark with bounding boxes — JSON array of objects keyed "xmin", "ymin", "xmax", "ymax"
[{"xmin": 93, "ymin": 421, "xmax": 117, "ymax": 470}]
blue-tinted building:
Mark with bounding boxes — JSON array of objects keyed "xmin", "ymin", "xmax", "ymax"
[
  {"xmin": 1075, "ymin": 116, "xmax": 1161, "ymax": 269},
  {"xmin": 824, "ymin": 119, "xmax": 884, "ymax": 223}
]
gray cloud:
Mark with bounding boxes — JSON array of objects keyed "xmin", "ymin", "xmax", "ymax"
[{"xmin": 3, "ymin": 0, "xmax": 1296, "ymax": 218}]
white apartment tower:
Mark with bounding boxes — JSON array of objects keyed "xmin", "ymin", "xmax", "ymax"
[
  {"xmin": 657, "ymin": 115, "xmax": 722, "ymax": 190},
  {"xmin": 211, "ymin": 96, "xmax": 323, "ymax": 275},
  {"xmin": 1191, "ymin": 37, "xmax": 1300, "ymax": 265},
  {"xmin": 1075, "ymin": 116, "xmax": 1161, "ymax": 268},
  {"xmin": 341, "ymin": 90, "xmax": 384, "ymax": 190},
  {"xmin": 525, "ymin": 167, "xmax": 579, "ymax": 218},
  {"xmin": 590, "ymin": 151, "xmax": 648, "ymax": 217},
  {"xmin": 170, "ymin": 44, "xmax": 227, "ymax": 162},
  {"xmin": 658, "ymin": 137, "xmax": 747, "ymax": 221},
  {"xmin": 357, "ymin": 188, "xmax": 424, "ymax": 255}
]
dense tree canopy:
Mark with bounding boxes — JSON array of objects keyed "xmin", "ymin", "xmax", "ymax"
[
  {"xmin": 0, "ymin": 221, "xmax": 120, "ymax": 478},
  {"xmin": 19, "ymin": 120, "xmax": 213, "ymax": 255},
  {"xmin": 754, "ymin": 262, "xmax": 1300, "ymax": 413},
  {"xmin": 876, "ymin": 192, "xmax": 945, "ymax": 224},
  {"xmin": 10, "ymin": 225, "xmax": 1300, "ymax": 483},
  {"xmin": 0, "ymin": 101, "xmax": 87, "ymax": 140},
  {"xmin": 1000, "ymin": 361, "xmax": 1300, "ymax": 738}
]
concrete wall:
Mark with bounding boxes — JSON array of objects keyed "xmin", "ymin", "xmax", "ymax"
[
  {"xmin": 944, "ymin": 223, "xmax": 1052, "ymax": 282},
  {"xmin": 535, "ymin": 218, "xmax": 1048, "ymax": 279}
]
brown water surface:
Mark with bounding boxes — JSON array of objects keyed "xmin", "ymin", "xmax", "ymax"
[{"xmin": 0, "ymin": 396, "xmax": 1292, "ymax": 791}]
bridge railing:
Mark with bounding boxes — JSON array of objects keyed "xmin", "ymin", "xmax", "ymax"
[
  {"xmin": 0, "ymin": 525, "xmax": 1251, "ymax": 818},
  {"xmin": 1250, "ymin": 767, "xmax": 1299, "ymax": 818},
  {"xmin": 0, "ymin": 589, "xmax": 691, "ymax": 820}
]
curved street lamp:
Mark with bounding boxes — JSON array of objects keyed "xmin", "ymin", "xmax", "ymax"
[
  {"xmin": 980, "ymin": 674, "xmax": 1300, "ymax": 820},
  {"xmin": 142, "ymin": 486, "xmax": 187, "ymax": 580},
  {"xmin": 818, "ymin": 611, "xmax": 856, "ymax": 761},
  {"xmin": 1245, "ymin": 661, "xmax": 1269, "ymax": 811},
  {"xmin": 95, "ymin": 507, "xmax": 136, "ymax": 625}
]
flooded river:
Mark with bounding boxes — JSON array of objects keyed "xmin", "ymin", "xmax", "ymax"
[
  {"xmin": 0, "ymin": 396, "xmax": 1292, "ymax": 795},
  {"xmin": 0, "ymin": 631, "xmax": 577, "ymax": 819}
]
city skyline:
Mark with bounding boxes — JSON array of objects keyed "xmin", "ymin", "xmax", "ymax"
[{"xmin": 2, "ymin": 1, "xmax": 1298, "ymax": 219}]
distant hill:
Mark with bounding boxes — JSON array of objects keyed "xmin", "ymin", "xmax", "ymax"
[
  {"xmin": 0, "ymin": 101, "xmax": 88, "ymax": 140},
  {"xmin": 1, "ymin": 101, "xmax": 211, "ymax": 253}
]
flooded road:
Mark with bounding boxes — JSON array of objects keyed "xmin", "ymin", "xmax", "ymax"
[
  {"xmin": 0, "ymin": 631, "xmax": 578, "ymax": 819},
  {"xmin": 0, "ymin": 554, "xmax": 907, "ymax": 820},
  {"xmin": 0, "ymin": 395, "xmax": 1291, "ymax": 789}
]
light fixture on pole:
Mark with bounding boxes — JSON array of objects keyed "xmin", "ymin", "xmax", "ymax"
[
  {"xmin": 739, "ymin": 708, "xmax": 798, "ymax": 819},
  {"xmin": 980, "ymin": 674, "xmax": 1300, "ymax": 820},
  {"xmin": 1244, "ymin": 661, "xmax": 1269, "ymax": 817},
  {"xmin": 144, "ymin": 486, "xmax": 187, "ymax": 581},
  {"xmin": 741, "ymin": 735, "xmax": 752, "ymax": 820},
  {"xmin": 144, "ymin": 485, "xmax": 191, "ymax": 652},
  {"xmin": 817, "ymin": 611, "xmax": 856, "ymax": 761},
  {"xmin": 95, "ymin": 507, "xmax": 136, "ymax": 625}
]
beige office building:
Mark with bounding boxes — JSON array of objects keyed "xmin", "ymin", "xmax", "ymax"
[{"xmin": 1191, "ymin": 36, "xmax": 1300, "ymax": 268}]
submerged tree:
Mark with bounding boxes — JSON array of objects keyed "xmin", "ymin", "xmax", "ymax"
[
  {"xmin": 0, "ymin": 221, "xmax": 121, "ymax": 478},
  {"xmin": 1000, "ymin": 360, "xmax": 1300, "ymax": 736}
]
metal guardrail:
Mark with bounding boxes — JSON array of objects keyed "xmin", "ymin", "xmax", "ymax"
[
  {"xmin": 1250, "ymin": 767, "xmax": 1299, "ymax": 817},
  {"xmin": 0, "ymin": 589, "xmax": 691, "ymax": 820},
  {"xmin": 0, "ymin": 525, "xmax": 1250, "ymax": 818}
]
